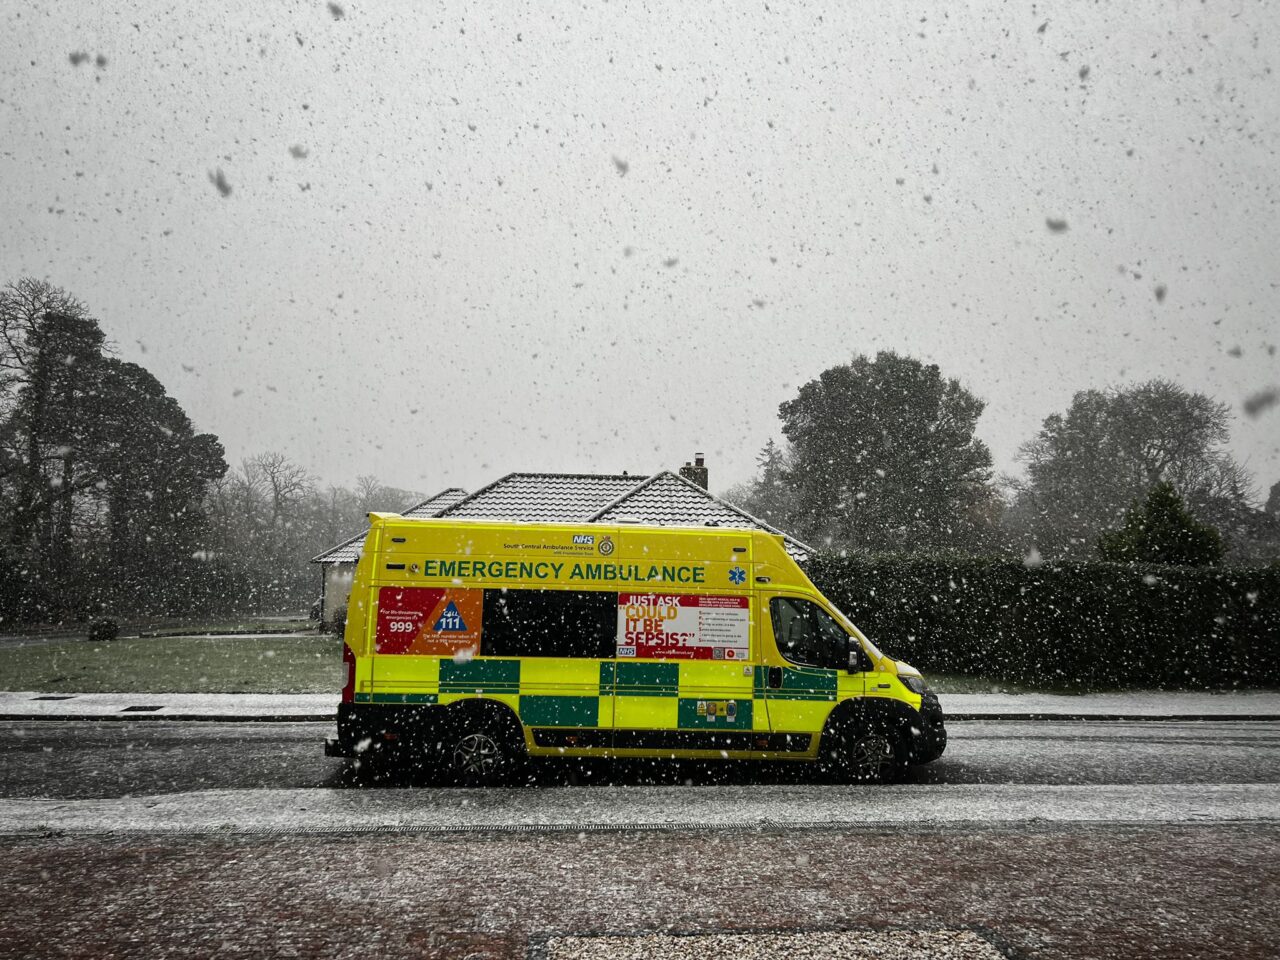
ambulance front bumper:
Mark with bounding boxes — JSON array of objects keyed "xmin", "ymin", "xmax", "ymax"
[{"xmin": 909, "ymin": 692, "xmax": 947, "ymax": 763}]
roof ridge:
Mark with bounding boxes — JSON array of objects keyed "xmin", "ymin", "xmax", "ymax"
[
  {"xmin": 399, "ymin": 486, "xmax": 469, "ymax": 516},
  {"xmin": 500, "ymin": 471, "xmax": 640, "ymax": 480},
  {"xmin": 584, "ymin": 472, "xmax": 664, "ymax": 521},
  {"xmin": 435, "ymin": 472, "xmax": 641, "ymax": 519},
  {"xmin": 310, "ymin": 529, "xmax": 366, "ymax": 564},
  {"xmin": 608, "ymin": 469, "xmax": 816, "ymax": 555},
  {"xmin": 433, "ymin": 471, "xmax": 520, "ymax": 517}
]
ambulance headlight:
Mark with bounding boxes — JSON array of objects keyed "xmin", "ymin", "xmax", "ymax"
[{"xmin": 898, "ymin": 675, "xmax": 928, "ymax": 695}]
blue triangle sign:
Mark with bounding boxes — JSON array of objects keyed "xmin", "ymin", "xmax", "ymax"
[{"xmin": 433, "ymin": 601, "xmax": 467, "ymax": 632}]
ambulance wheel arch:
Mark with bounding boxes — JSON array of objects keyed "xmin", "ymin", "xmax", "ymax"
[
  {"xmin": 438, "ymin": 698, "xmax": 528, "ymax": 787},
  {"xmin": 819, "ymin": 697, "xmax": 917, "ymax": 782}
]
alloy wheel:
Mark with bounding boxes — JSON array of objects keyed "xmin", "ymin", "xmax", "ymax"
[
  {"xmin": 453, "ymin": 731, "xmax": 502, "ymax": 780},
  {"xmin": 850, "ymin": 732, "xmax": 894, "ymax": 783}
]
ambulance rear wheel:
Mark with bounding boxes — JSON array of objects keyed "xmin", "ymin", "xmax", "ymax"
[{"xmin": 445, "ymin": 712, "xmax": 527, "ymax": 787}]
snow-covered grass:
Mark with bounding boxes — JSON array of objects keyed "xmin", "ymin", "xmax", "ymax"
[
  {"xmin": 925, "ymin": 672, "xmax": 1038, "ymax": 695},
  {"xmin": 1, "ymin": 614, "xmax": 312, "ymax": 640},
  {"xmin": 0, "ymin": 634, "xmax": 342, "ymax": 694}
]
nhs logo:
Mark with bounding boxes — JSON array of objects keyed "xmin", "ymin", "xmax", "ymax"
[{"xmin": 572, "ymin": 534, "xmax": 595, "ymax": 545}]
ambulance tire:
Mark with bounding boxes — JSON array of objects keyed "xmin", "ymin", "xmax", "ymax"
[
  {"xmin": 443, "ymin": 705, "xmax": 528, "ymax": 788},
  {"xmin": 821, "ymin": 715, "xmax": 902, "ymax": 785}
]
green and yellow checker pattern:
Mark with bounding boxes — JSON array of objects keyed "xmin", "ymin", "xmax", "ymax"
[
  {"xmin": 358, "ymin": 656, "xmax": 851, "ymax": 755},
  {"xmin": 606, "ymin": 660, "xmax": 760, "ymax": 733}
]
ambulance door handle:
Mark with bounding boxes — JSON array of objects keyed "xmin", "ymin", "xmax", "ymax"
[{"xmin": 767, "ymin": 666, "xmax": 782, "ymax": 689}]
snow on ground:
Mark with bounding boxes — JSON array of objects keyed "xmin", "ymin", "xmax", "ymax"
[
  {"xmin": 2, "ymin": 690, "xmax": 1278, "ymax": 720},
  {"xmin": 4, "ymin": 782, "xmax": 1279, "ymax": 835},
  {"xmin": 940, "ymin": 691, "xmax": 1280, "ymax": 717},
  {"xmin": 544, "ymin": 930, "xmax": 1005, "ymax": 960},
  {"xmin": 0, "ymin": 691, "xmax": 333, "ymax": 718}
]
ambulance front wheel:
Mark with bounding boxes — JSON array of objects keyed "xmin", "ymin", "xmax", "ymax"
[
  {"xmin": 846, "ymin": 729, "xmax": 897, "ymax": 783},
  {"xmin": 444, "ymin": 707, "xmax": 528, "ymax": 787},
  {"xmin": 821, "ymin": 717, "xmax": 900, "ymax": 784}
]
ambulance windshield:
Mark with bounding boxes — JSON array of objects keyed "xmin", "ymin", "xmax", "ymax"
[{"xmin": 827, "ymin": 602, "xmax": 885, "ymax": 662}]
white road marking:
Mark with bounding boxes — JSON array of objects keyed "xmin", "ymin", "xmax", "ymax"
[{"xmin": 4, "ymin": 783, "xmax": 1279, "ymax": 835}]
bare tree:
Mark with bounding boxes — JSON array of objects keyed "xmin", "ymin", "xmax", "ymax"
[
  {"xmin": 1014, "ymin": 379, "xmax": 1257, "ymax": 559},
  {"xmin": 201, "ymin": 452, "xmax": 428, "ymax": 612},
  {"xmin": 251, "ymin": 452, "xmax": 316, "ymax": 529}
]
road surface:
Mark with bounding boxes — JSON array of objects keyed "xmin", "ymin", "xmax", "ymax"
[
  {"xmin": 4, "ymin": 718, "xmax": 1280, "ymax": 798},
  {"xmin": 1, "ymin": 719, "xmax": 1277, "ymax": 959}
]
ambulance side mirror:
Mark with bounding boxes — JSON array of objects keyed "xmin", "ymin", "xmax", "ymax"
[{"xmin": 848, "ymin": 646, "xmax": 871, "ymax": 673}]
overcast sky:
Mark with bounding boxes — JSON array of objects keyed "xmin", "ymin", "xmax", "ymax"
[{"xmin": 3, "ymin": 1, "xmax": 1277, "ymax": 500}]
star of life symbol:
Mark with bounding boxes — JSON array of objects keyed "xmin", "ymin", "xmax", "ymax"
[{"xmin": 728, "ymin": 565, "xmax": 747, "ymax": 585}]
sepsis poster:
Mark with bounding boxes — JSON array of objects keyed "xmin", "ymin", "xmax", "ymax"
[
  {"xmin": 375, "ymin": 587, "xmax": 482, "ymax": 656},
  {"xmin": 616, "ymin": 593, "xmax": 750, "ymax": 661}
]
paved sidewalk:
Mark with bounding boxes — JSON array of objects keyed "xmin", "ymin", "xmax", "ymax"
[{"xmin": 1, "ymin": 690, "xmax": 1278, "ymax": 722}]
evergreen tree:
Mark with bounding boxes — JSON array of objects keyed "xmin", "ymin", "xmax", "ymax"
[
  {"xmin": 779, "ymin": 352, "xmax": 995, "ymax": 552},
  {"xmin": 728, "ymin": 440, "xmax": 796, "ymax": 528},
  {"xmin": 1097, "ymin": 481, "xmax": 1224, "ymax": 566},
  {"xmin": 0, "ymin": 278, "xmax": 227, "ymax": 620}
]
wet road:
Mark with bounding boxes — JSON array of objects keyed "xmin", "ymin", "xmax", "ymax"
[
  {"xmin": 3, "ymin": 719, "xmax": 1278, "ymax": 960},
  {"xmin": 2, "ymin": 719, "xmax": 1278, "ymax": 799}
]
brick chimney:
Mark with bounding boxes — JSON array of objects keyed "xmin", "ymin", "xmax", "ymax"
[{"xmin": 679, "ymin": 452, "xmax": 709, "ymax": 489}]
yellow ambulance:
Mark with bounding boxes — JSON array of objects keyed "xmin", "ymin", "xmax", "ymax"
[{"xmin": 324, "ymin": 514, "xmax": 946, "ymax": 784}]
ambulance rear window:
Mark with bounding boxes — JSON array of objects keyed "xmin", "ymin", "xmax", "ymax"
[{"xmin": 481, "ymin": 589, "xmax": 617, "ymax": 659}]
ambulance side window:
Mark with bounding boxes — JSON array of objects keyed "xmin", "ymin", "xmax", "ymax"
[
  {"xmin": 770, "ymin": 597, "xmax": 822, "ymax": 667},
  {"xmin": 770, "ymin": 597, "xmax": 850, "ymax": 671},
  {"xmin": 481, "ymin": 589, "xmax": 617, "ymax": 658}
]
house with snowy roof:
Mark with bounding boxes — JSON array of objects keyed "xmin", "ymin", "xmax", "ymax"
[{"xmin": 310, "ymin": 455, "xmax": 812, "ymax": 626}]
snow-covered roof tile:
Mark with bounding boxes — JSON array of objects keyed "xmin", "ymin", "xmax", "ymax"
[
  {"xmin": 436, "ymin": 472, "xmax": 642, "ymax": 523},
  {"xmin": 592, "ymin": 471, "xmax": 814, "ymax": 561},
  {"xmin": 312, "ymin": 472, "xmax": 812, "ymax": 564},
  {"xmin": 403, "ymin": 487, "xmax": 469, "ymax": 519}
]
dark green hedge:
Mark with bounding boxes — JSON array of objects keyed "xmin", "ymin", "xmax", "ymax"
[{"xmin": 805, "ymin": 555, "xmax": 1280, "ymax": 690}]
